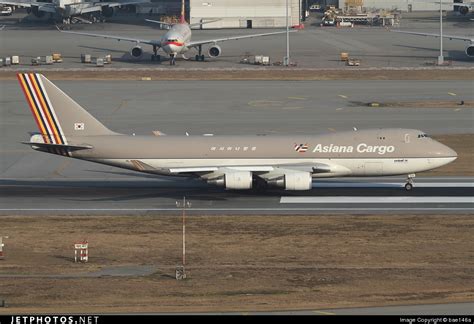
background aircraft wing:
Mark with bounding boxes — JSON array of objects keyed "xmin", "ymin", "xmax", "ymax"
[
  {"xmin": 90, "ymin": 0, "xmax": 148, "ymax": 8},
  {"xmin": 57, "ymin": 27, "xmax": 161, "ymax": 46},
  {"xmin": 392, "ymin": 30, "xmax": 473, "ymax": 42},
  {"xmin": 0, "ymin": 0, "xmax": 32, "ymax": 8},
  {"xmin": 187, "ymin": 30, "xmax": 294, "ymax": 48}
]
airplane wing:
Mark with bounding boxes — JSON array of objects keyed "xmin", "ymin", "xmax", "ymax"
[
  {"xmin": 57, "ymin": 26, "xmax": 161, "ymax": 47},
  {"xmin": 392, "ymin": 30, "xmax": 474, "ymax": 42},
  {"xmin": 145, "ymin": 19, "xmax": 174, "ymax": 28},
  {"xmin": 187, "ymin": 30, "xmax": 295, "ymax": 48},
  {"xmin": 188, "ymin": 19, "xmax": 222, "ymax": 28},
  {"xmin": 91, "ymin": 0, "xmax": 148, "ymax": 8},
  {"xmin": 0, "ymin": 0, "xmax": 32, "ymax": 8},
  {"xmin": 77, "ymin": 0, "xmax": 147, "ymax": 13}
]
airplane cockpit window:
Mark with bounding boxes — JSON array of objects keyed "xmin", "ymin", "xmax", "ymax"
[
  {"xmin": 168, "ymin": 39, "xmax": 178, "ymax": 42},
  {"xmin": 417, "ymin": 133, "xmax": 430, "ymax": 138}
]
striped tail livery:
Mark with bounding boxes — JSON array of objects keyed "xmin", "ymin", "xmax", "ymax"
[{"xmin": 18, "ymin": 73, "xmax": 115, "ymax": 155}]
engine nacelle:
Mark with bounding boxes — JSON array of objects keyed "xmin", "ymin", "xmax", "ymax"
[
  {"xmin": 459, "ymin": 6, "xmax": 469, "ymax": 15},
  {"xmin": 465, "ymin": 44, "xmax": 474, "ymax": 58},
  {"xmin": 268, "ymin": 172, "xmax": 312, "ymax": 191},
  {"xmin": 208, "ymin": 45, "xmax": 222, "ymax": 58},
  {"xmin": 102, "ymin": 6, "xmax": 114, "ymax": 17},
  {"xmin": 207, "ymin": 171, "xmax": 252, "ymax": 190},
  {"xmin": 130, "ymin": 46, "xmax": 143, "ymax": 58}
]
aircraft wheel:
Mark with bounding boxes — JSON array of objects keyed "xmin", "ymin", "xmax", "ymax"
[
  {"xmin": 405, "ymin": 183, "xmax": 413, "ymax": 191},
  {"xmin": 200, "ymin": 55, "xmax": 205, "ymax": 61},
  {"xmin": 195, "ymin": 55, "xmax": 199, "ymax": 61}
]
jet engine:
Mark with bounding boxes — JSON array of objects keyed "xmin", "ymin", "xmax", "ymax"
[
  {"xmin": 207, "ymin": 171, "xmax": 252, "ymax": 189},
  {"xmin": 102, "ymin": 6, "xmax": 114, "ymax": 17},
  {"xmin": 267, "ymin": 172, "xmax": 312, "ymax": 191},
  {"xmin": 208, "ymin": 45, "xmax": 222, "ymax": 58},
  {"xmin": 130, "ymin": 46, "xmax": 143, "ymax": 58},
  {"xmin": 465, "ymin": 44, "xmax": 474, "ymax": 57},
  {"xmin": 459, "ymin": 6, "xmax": 469, "ymax": 15},
  {"xmin": 31, "ymin": 6, "xmax": 45, "ymax": 18}
]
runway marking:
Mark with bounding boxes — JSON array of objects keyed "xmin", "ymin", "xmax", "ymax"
[
  {"xmin": 280, "ymin": 197, "xmax": 474, "ymax": 204},
  {"xmin": 313, "ymin": 310, "xmax": 336, "ymax": 315},
  {"xmin": 338, "ymin": 95, "xmax": 348, "ymax": 99},
  {"xmin": 287, "ymin": 96, "xmax": 307, "ymax": 100},
  {"xmin": 312, "ymin": 182, "xmax": 473, "ymax": 188},
  {"xmin": 282, "ymin": 106, "xmax": 304, "ymax": 110},
  {"xmin": 327, "ymin": 128, "xmax": 336, "ymax": 132},
  {"xmin": 455, "ymin": 108, "xmax": 461, "ymax": 111},
  {"xmin": 336, "ymin": 108, "xmax": 344, "ymax": 111},
  {"xmin": 448, "ymin": 92, "xmax": 457, "ymax": 96}
]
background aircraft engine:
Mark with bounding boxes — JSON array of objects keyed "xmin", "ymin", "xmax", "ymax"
[
  {"xmin": 268, "ymin": 172, "xmax": 313, "ymax": 191},
  {"xmin": 208, "ymin": 45, "xmax": 222, "ymax": 58},
  {"xmin": 102, "ymin": 6, "xmax": 114, "ymax": 17},
  {"xmin": 465, "ymin": 44, "xmax": 474, "ymax": 57},
  {"xmin": 459, "ymin": 6, "xmax": 469, "ymax": 15},
  {"xmin": 130, "ymin": 46, "xmax": 143, "ymax": 58},
  {"xmin": 207, "ymin": 171, "xmax": 253, "ymax": 189}
]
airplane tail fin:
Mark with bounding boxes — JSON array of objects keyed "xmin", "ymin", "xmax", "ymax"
[
  {"xmin": 17, "ymin": 73, "xmax": 116, "ymax": 145},
  {"xmin": 180, "ymin": 0, "xmax": 185, "ymax": 24}
]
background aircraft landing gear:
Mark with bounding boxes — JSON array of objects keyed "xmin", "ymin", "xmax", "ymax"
[
  {"xmin": 170, "ymin": 54, "xmax": 176, "ymax": 65},
  {"xmin": 405, "ymin": 174, "xmax": 415, "ymax": 191},
  {"xmin": 195, "ymin": 45, "xmax": 205, "ymax": 61},
  {"xmin": 151, "ymin": 46, "xmax": 160, "ymax": 62}
]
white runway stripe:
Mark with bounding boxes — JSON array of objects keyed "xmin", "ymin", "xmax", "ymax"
[
  {"xmin": 280, "ymin": 197, "xmax": 474, "ymax": 204},
  {"xmin": 311, "ymin": 182, "xmax": 473, "ymax": 188}
]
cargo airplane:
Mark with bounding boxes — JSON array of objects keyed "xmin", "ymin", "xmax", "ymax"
[
  {"xmin": 18, "ymin": 74, "xmax": 457, "ymax": 191},
  {"xmin": 57, "ymin": 0, "xmax": 293, "ymax": 64}
]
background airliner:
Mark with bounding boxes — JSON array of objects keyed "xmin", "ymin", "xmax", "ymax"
[
  {"xmin": 58, "ymin": 0, "xmax": 293, "ymax": 64},
  {"xmin": 18, "ymin": 73, "xmax": 457, "ymax": 191}
]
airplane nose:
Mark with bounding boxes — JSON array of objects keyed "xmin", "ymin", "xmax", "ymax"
[{"xmin": 435, "ymin": 142, "xmax": 458, "ymax": 159}]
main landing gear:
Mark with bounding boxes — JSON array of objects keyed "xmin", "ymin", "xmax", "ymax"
[
  {"xmin": 169, "ymin": 54, "xmax": 176, "ymax": 65},
  {"xmin": 404, "ymin": 174, "xmax": 415, "ymax": 191},
  {"xmin": 151, "ymin": 45, "xmax": 160, "ymax": 62},
  {"xmin": 195, "ymin": 45, "xmax": 205, "ymax": 62}
]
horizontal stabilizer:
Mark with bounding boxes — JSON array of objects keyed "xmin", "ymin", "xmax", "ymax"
[{"xmin": 22, "ymin": 142, "xmax": 93, "ymax": 151}]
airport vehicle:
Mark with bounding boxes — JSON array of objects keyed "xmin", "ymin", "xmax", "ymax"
[
  {"xmin": 392, "ymin": 30, "xmax": 474, "ymax": 58},
  {"xmin": 0, "ymin": 0, "xmax": 145, "ymax": 22},
  {"xmin": 18, "ymin": 73, "xmax": 457, "ymax": 191},
  {"xmin": 57, "ymin": 0, "xmax": 293, "ymax": 65},
  {"xmin": 0, "ymin": 5, "xmax": 12, "ymax": 15}
]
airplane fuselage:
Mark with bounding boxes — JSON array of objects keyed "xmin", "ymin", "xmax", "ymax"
[
  {"xmin": 160, "ymin": 23, "xmax": 192, "ymax": 56},
  {"xmin": 34, "ymin": 129, "xmax": 457, "ymax": 178}
]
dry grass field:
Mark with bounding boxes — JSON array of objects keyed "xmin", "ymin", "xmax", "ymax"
[{"xmin": 0, "ymin": 215, "xmax": 472, "ymax": 313}]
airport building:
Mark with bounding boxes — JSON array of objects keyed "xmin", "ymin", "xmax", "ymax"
[
  {"xmin": 189, "ymin": 0, "xmax": 302, "ymax": 29},
  {"xmin": 136, "ymin": 0, "xmax": 302, "ymax": 28}
]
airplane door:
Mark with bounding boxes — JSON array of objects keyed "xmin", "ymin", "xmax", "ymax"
[{"xmin": 364, "ymin": 162, "xmax": 384, "ymax": 176}]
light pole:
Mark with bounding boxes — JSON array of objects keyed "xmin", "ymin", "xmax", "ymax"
[
  {"xmin": 284, "ymin": 0, "xmax": 290, "ymax": 66},
  {"xmin": 175, "ymin": 196, "xmax": 191, "ymax": 280},
  {"xmin": 438, "ymin": 0, "xmax": 445, "ymax": 65}
]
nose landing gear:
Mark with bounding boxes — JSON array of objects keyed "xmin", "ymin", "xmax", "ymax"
[
  {"xmin": 169, "ymin": 54, "xmax": 176, "ymax": 65},
  {"xmin": 404, "ymin": 174, "xmax": 415, "ymax": 191}
]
